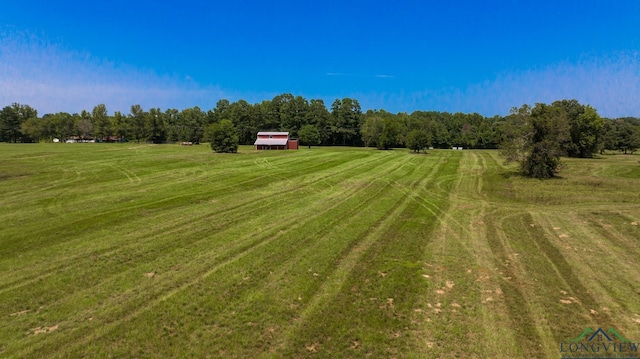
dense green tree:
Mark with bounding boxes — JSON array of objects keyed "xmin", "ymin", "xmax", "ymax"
[
  {"xmin": 0, "ymin": 103, "xmax": 37, "ymax": 142},
  {"xmin": 501, "ymin": 104, "xmax": 570, "ymax": 178},
  {"xmin": 552, "ymin": 100, "xmax": 604, "ymax": 157},
  {"xmin": 129, "ymin": 105, "xmax": 147, "ymax": 143},
  {"xmin": 20, "ymin": 117, "xmax": 44, "ymax": 142},
  {"xmin": 77, "ymin": 110, "xmax": 93, "ymax": 140},
  {"xmin": 146, "ymin": 108, "xmax": 167, "ymax": 144},
  {"xmin": 378, "ymin": 117, "xmax": 402, "ymax": 149},
  {"xmin": 306, "ymin": 99, "xmax": 331, "ymax": 143},
  {"xmin": 361, "ymin": 110, "xmax": 384, "ymax": 148},
  {"xmin": 54, "ymin": 112, "xmax": 77, "ymax": 140},
  {"xmin": 279, "ymin": 95, "xmax": 309, "ymax": 137},
  {"xmin": 91, "ymin": 104, "xmax": 111, "ymax": 141},
  {"xmin": 406, "ymin": 129, "xmax": 431, "ymax": 153},
  {"xmin": 298, "ymin": 124, "xmax": 321, "ymax": 148},
  {"xmin": 209, "ymin": 99, "xmax": 230, "ymax": 124},
  {"xmin": 227, "ymin": 100, "xmax": 255, "ymax": 144},
  {"xmin": 330, "ymin": 98, "xmax": 362, "ymax": 146},
  {"xmin": 210, "ymin": 119, "xmax": 238, "ymax": 153},
  {"xmin": 603, "ymin": 119, "xmax": 640, "ymax": 154},
  {"xmin": 176, "ymin": 107, "xmax": 206, "ymax": 143},
  {"xmin": 164, "ymin": 108, "xmax": 180, "ymax": 142}
]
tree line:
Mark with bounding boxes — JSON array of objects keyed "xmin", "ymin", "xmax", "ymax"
[{"xmin": 1, "ymin": 95, "xmax": 639, "ymax": 157}]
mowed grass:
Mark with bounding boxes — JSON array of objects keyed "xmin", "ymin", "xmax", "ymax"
[{"xmin": 0, "ymin": 143, "xmax": 639, "ymax": 358}]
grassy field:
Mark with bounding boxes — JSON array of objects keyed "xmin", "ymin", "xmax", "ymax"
[{"xmin": 0, "ymin": 143, "xmax": 639, "ymax": 358}]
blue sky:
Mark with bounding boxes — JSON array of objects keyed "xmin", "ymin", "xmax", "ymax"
[{"xmin": 1, "ymin": 0, "xmax": 639, "ymax": 117}]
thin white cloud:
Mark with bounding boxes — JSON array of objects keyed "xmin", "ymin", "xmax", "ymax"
[
  {"xmin": 455, "ymin": 51, "xmax": 640, "ymax": 117},
  {"xmin": 352, "ymin": 52, "xmax": 640, "ymax": 118},
  {"xmin": 374, "ymin": 74, "xmax": 395, "ymax": 79},
  {"xmin": 0, "ymin": 30, "xmax": 228, "ymax": 114},
  {"xmin": 325, "ymin": 72, "xmax": 353, "ymax": 77}
]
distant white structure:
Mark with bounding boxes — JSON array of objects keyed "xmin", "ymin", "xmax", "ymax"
[{"xmin": 53, "ymin": 138, "xmax": 60, "ymax": 143}]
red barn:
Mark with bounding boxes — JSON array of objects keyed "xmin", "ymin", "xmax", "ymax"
[{"xmin": 254, "ymin": 132, "xmax": 299, "ymax": 150}]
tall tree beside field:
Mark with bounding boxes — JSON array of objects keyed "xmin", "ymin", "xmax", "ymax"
[
  {"xmin": 210, "ymin": 119, "xmax": 239, "ymax": 153},
  {"xmin": 298, "ymin": 124, "xmax": 321, "ymax": 148},
  {"xmin": 129, "ymin": 104, "xmax": 147, "ymax": 143},
  {"xmin": 603, "ymin": 119, "xmax": 640, "ymax": 154},
  {"xmin": 378, "ymin": 117, "xmax": 402, "ymax": 149},
  {"xmin": 552, "ymin": 99, "xmax": 604, "ymax": 158},
  {"xmin": 177, "ymin": 106, "xmax": 206, "ymax": 143},
  {"xmin": 92, "ymin": 104, "xmax": 111, "ymax": 141},
  {"xmin": 78, "ymin": 110, "xmax": 94, "ymax": 140},
  {"xmin": 164, "ymin": 108, "xmax": 180, "ymax": 142},
  {"xmin": 227, "ymin": 100, "xmax": 256, "ymax": 144},
  {"xmin": 306, "ymin": 99, "xmax": 331, "ymax": 143},
  {"xmin": 146, "ymin": 108, "xmax": 167, "ymax": 144},
  {"xmin": 406, "ymin": 129, "xmax": 431, "ymax": 153},
  {"xmin": 0, "ymin": 103, "xmax": 37, "ymax": 142},
  {"xmin": 500, "ymin": 104, "xmax": 570, "ymax": 179},
  {"xmin": 55, "ymin": 112, "xmax": 77, "ymax": 140},
  {"xmin": 361, "ymin": 111, "xmax": 384, "ymax": 148},
  {"xmin": 330, "ymin": 98, "xmax": 362, "ymax": 146},
  {"xmin": 20, "ymin": 117, "xmax": 44, "ymax": 142}
]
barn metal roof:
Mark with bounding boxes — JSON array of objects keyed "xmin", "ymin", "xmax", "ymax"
[
  {"xmin": 254, "ymin": 138, "xmax": 289, "ymax": 146},
  {"xmin": 257, "ymin": 132, "xmax": 289, "ymax": 136}
]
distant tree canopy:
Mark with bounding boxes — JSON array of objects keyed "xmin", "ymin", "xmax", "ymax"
[
  {"xmin": 210, "ymin": 119, "xmax": 238, "ymax": 153},
  {"xmin": 1, "ymin": 96, "xmax": 638, "ymax": 160},
  {"xmin": 298, "ymin": 124, "xmax": 321, "ymax": 148}
]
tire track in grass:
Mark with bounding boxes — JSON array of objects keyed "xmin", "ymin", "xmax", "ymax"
[
  {"xmin": 15, "ymin": 150, "xmax": 412, "ymax": 358},
  {"xmin": 538, "ymin": 212, "xmax": 640, "ymax": 319},
  {"xmin": 268, "ymin": 155, "xmax": 431, "ymax": 354},
  {"xmin": 413, "ymin": 151, "xmax": 523, "ymax": 358},
  {"xmin": 496, "ymin": 211, "xmax": 614, "ymax": 356},
  {"xmin": 0, "ymin": 150, "xmax": 375, "ymax": 254},
  {"xmin": 485, "ymin": 215, "xmax": 545, "ymax": 358},
  {"xmin": 277, "ymin": 155, "xmax": 451, "ymax": 357},
  {"xmin": 0, "ymin": 150, "xmax": 394, "ymax": 294},
  {"xmin": 74, "ymin": 153, "xmax": 417, "ymax": 358},
  {"xmin": 177, "ymin": 181, "xmax": 407, "ymax": 358},
  {"xmin": 12, "ymin": 183, "xmax": 375, "ymax": 358},
  {"xmin": 275, "ymin": 183, "xmax": 410, "ymax": 356},
  {"xmin": 0, "ymin": 151, "xmax": 392, "ymax": 311}
]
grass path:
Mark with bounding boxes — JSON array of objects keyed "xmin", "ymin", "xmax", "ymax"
[{"xmin": 0, "ymin": 144, "xmax": 639, "ymax": 358}]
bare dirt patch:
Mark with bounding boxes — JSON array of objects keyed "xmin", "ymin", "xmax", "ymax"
[
  {"xmin": 10, "ymin": 309, "xmax": 30, "ymax": 317},
  {"xmin": 33, "ymin": 324, "xmax": 59, "ymax": 335}
]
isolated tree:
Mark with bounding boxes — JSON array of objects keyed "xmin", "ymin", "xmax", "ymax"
[
  {"xmin": 406, "ymin": 129, "xmax": 431, "ymax": 153},
  {"xmin": 552, "ymin": 100, "xmax": 604, "ymax": 157},
  {"xmin": 298, "ymin": 124, "xmax": 321, "ymax": 148},
  {"xmin": 92, "ymin": 104, "xmax": 111, "ymax": 141},
  {"xmin": 210, "ymin": 119, "xmax": 238, "ymax": 153},
  {"xmin": 501, "ymin": 103, "xmax": 570, "ymax": 179}
]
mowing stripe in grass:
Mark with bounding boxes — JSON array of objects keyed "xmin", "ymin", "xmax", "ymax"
[{"xmin": 8, "ymin": 149, "xmax": 416, "ymax": 358}]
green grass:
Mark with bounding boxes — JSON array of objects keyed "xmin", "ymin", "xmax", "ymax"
[{"xmin": 0, "ymin": 144, "xmax": 639, "ymax": 358}]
